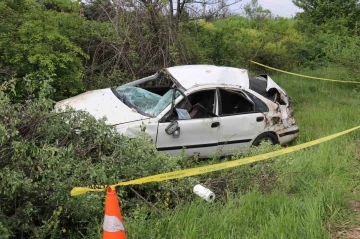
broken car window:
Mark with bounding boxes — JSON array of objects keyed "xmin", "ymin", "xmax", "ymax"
[
  {"xmin": 245, "ymin": 92, "xmax": 269, "ymax": 112},
  {"xmin": 187, "ymin": 90, "xmax": 216, "ymax": 119},
  {"xmin": 219, "ymin": 89, "xmax": 254, "ymax": 115},
  {"xmin": 164, "ymin": 89, "xmax": 217, "ymax": 121},
  {"xmin": 115, "ymin": 86, "xmax": 180, "ymax": 117},
  {"xmin": 137, "ymin": 73, "xmax": 174, "ymax": 96}
]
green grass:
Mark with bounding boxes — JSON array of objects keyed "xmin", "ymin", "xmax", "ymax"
[
  {"xmin": 92, "ymin": 68, "xmax": 360, "ymax": 238},
  {"xmin": 124, "ymin": 139, "xmax": 360, "ymax": 238}
]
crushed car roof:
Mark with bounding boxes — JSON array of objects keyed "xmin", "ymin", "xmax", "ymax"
[{"xmin": 165, "ymin": 65, "xmax": 250, "ymax": 90}]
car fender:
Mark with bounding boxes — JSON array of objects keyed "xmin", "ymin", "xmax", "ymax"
[{"xmin": 114, "ymin": 119, "xmax": 159, "ymax": 143}]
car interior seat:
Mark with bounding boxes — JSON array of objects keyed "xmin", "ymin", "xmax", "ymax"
[{"xmin": 189, "ymin": 103, "xmax": 206, "ymax": 119}]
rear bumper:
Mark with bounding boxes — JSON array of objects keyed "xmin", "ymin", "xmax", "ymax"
[{"xmin": 277, "ymin": 125, "xmax": 299, "ymax": 145}]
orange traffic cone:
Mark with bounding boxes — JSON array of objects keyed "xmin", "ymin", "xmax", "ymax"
[{"xmin": 103, "ymin": 187, "xmax": 126, "ymax": 239}]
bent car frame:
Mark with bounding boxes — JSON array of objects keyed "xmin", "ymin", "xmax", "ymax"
[{"xmin": 55, "ymin": 65, "xmax": 299, "ymax": 158}]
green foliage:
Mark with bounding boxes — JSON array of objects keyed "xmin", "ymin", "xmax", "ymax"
[
  {"xmin": 285, "ymin": 30, "xmax": 360, "ymax": 71},
  {"xmin": 0, "ymin": 81, "xmax": 190, "ymax": 237},
  {"xmin": 2, "ymin": 1, "xmax": 360, "ymax": 236},
  {"xmin": 181, "ymin": 16, "xmax": 301, "ymax": 70},
  {"xmin": 2, "ymin": 0, "xmax": 360, "ymax": 103},
  {"xmin": 293, "ymin": 0, "xmax": 360, "ymax": 32},
  {"xmin": 292, "ymin": 0, "xmax": 360, "ymax": 71},
  {"xmin": 244, "ymin": 0, "xmax": 271, "ymax": 19},
  {"xmin": 0, "ymin": 0, "xmax": 93, "ymax": 100}
]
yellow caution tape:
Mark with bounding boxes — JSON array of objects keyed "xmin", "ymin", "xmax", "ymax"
[
  {"xmin": 250, "ymin": 60, "xmax": 360, "ymax": 84},
  {"xmin": 71, "ymin": 125, "xmax": 360, "ymax": 196}
]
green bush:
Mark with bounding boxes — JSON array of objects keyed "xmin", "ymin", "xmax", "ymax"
[
  {"xmin": 0, "ymin": 0, "xmax": 90, "ymax": 101},
  {"xmin": 180, "ymin": 16, "xmax": 302, "ymax": 71},
  {"xmin": 0, "ymin": 80, "xmax": 189, "ymax": 238}
]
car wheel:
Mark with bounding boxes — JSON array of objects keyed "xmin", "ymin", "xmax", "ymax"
[{"xmin": 252, "ymin": 132, "xmax": 279, "ymax": 146}]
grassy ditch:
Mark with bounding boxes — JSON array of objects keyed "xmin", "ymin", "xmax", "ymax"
[
  {"xmin": 2, "ymin": 67, "xmax": 359, "ymax": 238},
  {"xmin": 118, "ymin": 68, "xmax": 360, "ymax": 239}
]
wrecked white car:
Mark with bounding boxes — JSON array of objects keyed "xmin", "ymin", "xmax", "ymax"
[{"xmin": 55, "ymin": 65, "xmax": 299, "ymax": 157}]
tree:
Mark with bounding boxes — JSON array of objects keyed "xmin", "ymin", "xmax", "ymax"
[
  {"xmin": 76, "ymin": 0, "xmax": 244, "ymax": 86},
  {"xmin": 293, "ymin": 0, "xmax": 360, "ymax": 33},
  {"xmin": 244, "ymin": 0, "xmax": 271, "ymax": 20}
]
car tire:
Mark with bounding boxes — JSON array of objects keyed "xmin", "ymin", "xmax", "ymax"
[{"xmin": 252, "ymin": 132, "xmax": 279, "ymax": 146}]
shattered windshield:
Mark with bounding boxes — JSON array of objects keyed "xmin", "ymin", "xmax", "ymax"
[{"xmin": 115, "ymin": 86, "xmax": 180, "ymax": 117}]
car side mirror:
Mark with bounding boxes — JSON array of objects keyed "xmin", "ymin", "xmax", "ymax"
[{"xmin": 165, "ymin": 121, "xmax": 179, "ymax": 136}]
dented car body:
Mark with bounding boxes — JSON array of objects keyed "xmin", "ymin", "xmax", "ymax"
[{"xmin": 55, "ymin": 65, "xmax": 299, "ymax": 157}]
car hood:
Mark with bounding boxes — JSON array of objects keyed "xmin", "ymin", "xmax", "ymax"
[{"xmin": 54, "ymin": 88, "xmax": 150, "ymax": 125}]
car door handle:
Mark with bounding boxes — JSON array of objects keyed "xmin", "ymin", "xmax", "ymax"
[
  {"xmin": 211, "ymin": 122, "xmax": 220, "ymax": 128},
  {"xmin": 256, "ymin": 116, "xmax": 264, "ymax": 122}
]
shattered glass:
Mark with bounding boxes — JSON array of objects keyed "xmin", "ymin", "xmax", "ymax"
[{"xmin": 115, "ymin": 86, "xmax": 180, "ymax": 117}]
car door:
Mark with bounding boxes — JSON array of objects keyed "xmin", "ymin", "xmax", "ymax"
[
  {"xmin": 216, "ymin": 88, "xmax": 266, "ymax": 155},
  {"xmin": 156, "ymin": 89, "xmax": 220, "ymax": 157}
]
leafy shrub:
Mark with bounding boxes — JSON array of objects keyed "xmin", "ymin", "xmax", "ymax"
[
  {"xmin": 0, "ymin": 0, "xmax": 90, "ymax": 101},
  {"xmin": 0, "ymin": 80, "xmax": 188, "ymax": 238},
  {"xmin": 180, "ymin": 16, "xmax": 302, "ymax": 71}
]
